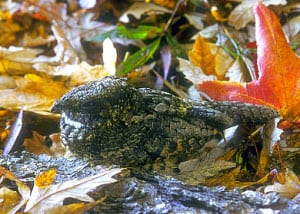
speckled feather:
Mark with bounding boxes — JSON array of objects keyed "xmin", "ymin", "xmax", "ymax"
[{"xmin": 51, "ymin": 76, "xmax": 278, "ymax": 169}]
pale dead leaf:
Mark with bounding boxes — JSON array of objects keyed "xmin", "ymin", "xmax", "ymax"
[
  {"xmin": 120, "ymin": 2, "xmax": 171, "ymax": 23},
  {"xmin": 103, "ymin": 38, "xmax": 117, "ymax": 76},
  {"xmin": 184, "ymin": 13, "xmax": 204, "ymax": 30},
  {"xmin": 22, "ymin": 33, "xmax": 56, "ymax": 48},
  {"xmin": 177, "ymin": 158, "xmax": 236, "ymax": 185},
  {"xmin": 225, "ymin": 58, "xmax": 245, "ymax": 82},
  {"xmin": 23, "ymin": 131, "xmax": 51, "ymax": 156},
  {"xmin": 228, "ymin": 0, "xmax": 256, "ymax": 30},
  {"xmin": 284, "ymin": 15, "xmax": 300, "ymax": 38},
  {"xmin": 24, "ymin": 168, "xmax": 122, "ymax": 213},
  {"xmin": 228, "ymin": 0, "xmax": 287, "ymax": 30},
  {"xmin": 177, "ymin": 58, "xmax": 216, "ymax": 84},
  {"xmin": 212, "ymin": 44, "xmax": 234, "ymax": 79},
  {"xmin": 264, "ymin": 169, "xmax": 300, "ymax": 199},
  {"xmin": 225, "ymin": 56, "xmax": 255, "ymax": 83},
  {"xmin": 0, "ymin": 46, "xmax": 43, "ymax": 74},
  {"xmin": 0, "ymin": 75, "xmax": 16, "ymax": 89},
  {"xmin": 11, "ymin": 181, "xmax": 32, "ymax": 214},
  {"xmin": 199, "ymin": 24, "xmax": 219, "ymax": 39},
  {"xmin": 45, "ymin": 196, "xmax": 106, "ymax": 214},
  {"xmin": 34, "ymin": 61, "xmax": 109, "ymax": 87}
]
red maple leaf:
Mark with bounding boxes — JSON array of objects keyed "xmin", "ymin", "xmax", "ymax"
[{"xmin": 197, "ymin": 2, "xmax": 300, "ymax": 124}]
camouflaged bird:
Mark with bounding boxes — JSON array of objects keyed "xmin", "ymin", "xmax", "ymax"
[{"xmin": 51, "ymin": 76, "xmax": 278, "ymax": 170}]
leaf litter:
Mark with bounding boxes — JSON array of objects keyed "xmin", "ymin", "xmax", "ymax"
[{"xmin": 0, "ymin": 0, "xmax": 300, "ymax": 212}]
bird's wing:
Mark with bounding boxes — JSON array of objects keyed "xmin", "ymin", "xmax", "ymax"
[{"xmin": 139, "ymin": 88, "xmax": 278, "ymax": 132}]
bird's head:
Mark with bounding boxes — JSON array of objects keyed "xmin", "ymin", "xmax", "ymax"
[{"xmin": 51, "ymin": 76, "xmax": 140, "ymax": 117}]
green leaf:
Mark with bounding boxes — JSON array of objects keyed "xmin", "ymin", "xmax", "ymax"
[
  {"xmin": 88, "ymin": 25, "xmax": 162, "ymax": 42},
  {"xmin": 190, "ymin": 0, "xmax": 204, "ymax": 7},
  {"xmin": 116, "ymin": 38, "xmax": 161, "ymax": 76},
  {"xmin": 118, "ymin": 25, "xmax": 162, "ymax": 40},
  {"xmin": 166, "ymin": 33, "xmax": 187, "ymax": 58},
  {"xmin": 87, "ymin": 28, "xmax": 120, "ymax": 42}
]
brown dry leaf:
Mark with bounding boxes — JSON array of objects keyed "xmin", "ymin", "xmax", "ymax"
[
  {"xmin": 206, "ymin": 167, "xmax": 241, "ymax": 189},
  {"xmin": 0, "ymin": 46, "xmax": 43, "ymax": 74},
  {"xmin": 178, "ymin": 159, "xmax": 236, "ymax": 185},
  {"xmin": 0, "ymin": 109, "xmax": 10, "ymax": 142},
  {"xmin": 228, "ymin": 0, "xmax": 287, "ymax": 29},
  {"xmin": 0, "ymin": 74, "xmax": 68, "ymax": 111},
  {"xmin": 184, "ymin": 13, "xmax": 204, "ymax": 30},
  {"xmin": 0, "ymin": 166, "xmax": 31, "ymax": 214},
  {"xmin": 0, "ymin": 21, "xmax": 22, "ymax": 46},
  {"xmin": 119, "ymin": 2, "xmax": 171, "ymax": 23},
  {"xmin": 264, "ymin": 169, "xmax": 300, "ymax": 199},
  {"xmin": 48, "ymin": 133, "xmax": 66, "ymax": 157},
  {"xmin": 0, "ymin": 166, "xmax": 21, "ymax": 182},
  {"xmin": 22, "ymin": 27, "xmax": 55, "ymax": 48},
  {"xmin": 24, "ymin": 1, "xmax": 115, "ymax": 63},
  {"xmin": 235, "ymin": 171, "xmax": 270, "ymax": 189},
  {"xmin": 24, "ymin": 168, "xmax": 122, "ymax": 213},
  {"xmin": 23, "ymin": 131, "xmax": 51, "ymax": 156},
  {"xmin": 0, "ymin": 187, "xmax": 21, "ymax": 213}
]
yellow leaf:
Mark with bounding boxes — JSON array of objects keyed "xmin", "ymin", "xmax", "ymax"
[
  {"xmin": 211, "ymin": 6, "xmax": 228, "ymax": 22},
  {"xmin": 35, "ymin": 169, "xmax": 57, "ymax": 188},
  {"xmin": 153, "ymin": 0, "xmax": 176, "ymax": 8},
  {"xmin": 0, "ymin": 74, "xmax": 68, "ymax": 111},
  {"xmin": 0, "ymin": 166, "xmax": 21, "ymax": 183},
  {"xmin": 188, "ymin": 35, "xmax": 217, "ymax": 78},
  {"xmin": 0, "ymin": 21, "xmax": 22, "ymax": 46},
  {"xmin": 45, "ymin": 196, "xmax": 106, "ymax": 214},
  {"xmin": 212, "ymin": 44, "xmax": 234, "ymax": 79},
  {"xmin": 0, "ymin": 167, "xmax": 31, "ymax": 213},
  {"xmin": 0, "ymin": 187, "xmax": 21, "ymax": 213}
]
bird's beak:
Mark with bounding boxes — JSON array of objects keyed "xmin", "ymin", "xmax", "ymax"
[{"xmin": 51, "ymin": 100, "xmax": 62, "ymax": 113}]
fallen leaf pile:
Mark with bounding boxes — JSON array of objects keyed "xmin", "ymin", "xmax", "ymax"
[{"xmin": 0, "ymin": 0, "xmax": 300, "ymax": 209}]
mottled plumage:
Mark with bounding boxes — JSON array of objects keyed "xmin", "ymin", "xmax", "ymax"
[{"xmin": 51, "ymin": 76, "xmax": 278, "ymax": 169}]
